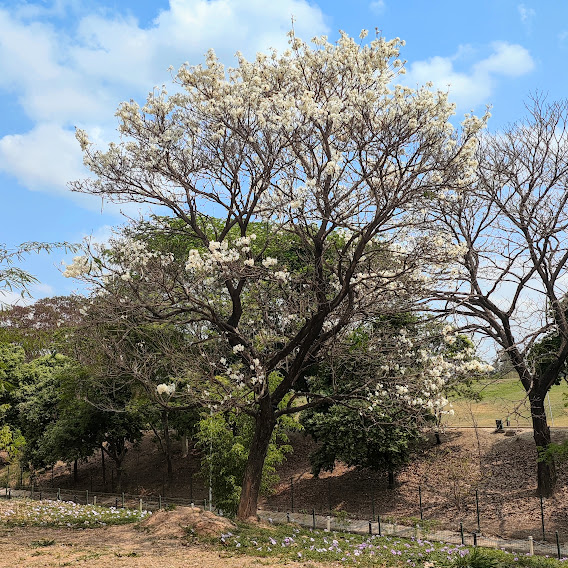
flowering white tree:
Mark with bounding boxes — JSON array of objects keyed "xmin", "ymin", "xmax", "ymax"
[
  {"xmin": 68, "ymin": 30, "xmax": 488, "ymax": 519},
  {"xmin": 431, "ymin": 97, "xmax": 568, "ymax": 496}
]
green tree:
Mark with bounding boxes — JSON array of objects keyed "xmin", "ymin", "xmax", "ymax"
[{"xmin": 69, "ymin": 30, "xmax": 487, "ymax": 519}]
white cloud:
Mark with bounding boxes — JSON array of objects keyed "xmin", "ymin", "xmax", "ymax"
[
  {"xmin": 0, "ymin": 123, "xmax": 85, "ymax": 194},
  {"xmin": 0, "ymin": 282, "xmax": 54, "ymax": 306},
  {"xmin": 0, "ymin": 0, "xmax": 328, "ymax": 204},
  {"xmin": 518, "ymin": 4, "xmax": 535, "ymax": 24},
  {"xmin": 475, "ymin": 42, "xmax": 534, "ymax": 77},
  {"xmin": 0, "ymin": 289, "xmax": 33, "ymax": 307},
  {"xmin": 405, "ymin": 42, "xmax": 534, "ymax": 110},
  {"xmin": 369, "ymin": 0, "xmax": 386, "ymax": 15}
]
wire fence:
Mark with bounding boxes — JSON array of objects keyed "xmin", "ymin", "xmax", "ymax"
[
  {"xmin": 257, "ymin": 510, "xmax": 568, "ymax": 560},
  {"xmin": 2, "ymin": 485, "xmax": 567, "ymax": 560},
  {"xmin": 0, "ymin": 485, "xmax": 209, "ymax": 513}
]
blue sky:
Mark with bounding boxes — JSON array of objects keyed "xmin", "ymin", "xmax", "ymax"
[{"xmin": 0, "ymin": 0, "xmax": 563, "ymax": 303}]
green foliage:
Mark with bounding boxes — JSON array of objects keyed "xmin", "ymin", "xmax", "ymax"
[
  {"xmin": 451, "ymin": 548, "xmax": 501, "ymax": 568},
  {"xmin": 196, "ymin": 408, "xmax": 295, "ymax": 516},
  {"xmin": 538, "ymin": 440, "xmax": 568, "ymax": 465},
  {"xmin": 0, "ymin": 424, "xmax": 25, "ymax": 462},
  {"xmin": 208, "ymin": 523, "xmax": 555, "ymax": 568},
  {"xmin": 301, "ymin": 403, "xmax": 423, "ymax": 476}
]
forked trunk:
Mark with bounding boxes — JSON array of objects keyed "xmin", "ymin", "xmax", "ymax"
[
  {"xmin": 530, "ymin": 392, "xmax": 556, "ymax": 497},
  {"xmin": 236, "ymin": 399, "xmax": 276, "ymax": 520}
]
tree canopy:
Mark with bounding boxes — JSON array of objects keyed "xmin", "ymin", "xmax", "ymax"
[{"xmin": 66, "ymin": 30, "xmax": 489, "ymax": 518}]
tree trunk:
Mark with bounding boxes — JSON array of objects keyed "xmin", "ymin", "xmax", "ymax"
[
  {"xmin": 388, "ymin": 470, "xmax": 395, "ymax": 489},
  {"xmin": 530, "ymin": 392, "xmax": 556, "ymax": 497},
  {"xmin": 101, "ymin": 445, "xmax": 106, "ymax": 486},
  {"xmin": 236, "ymin": 398, "xmax": 276, "ymax": 520},
  {"xmin": 161, "ymin": 409, "xmax": 173, "ymax": 484},
  {"xmin": 181, "ymin": 434, "xmax": 189, "ymax": 458}
]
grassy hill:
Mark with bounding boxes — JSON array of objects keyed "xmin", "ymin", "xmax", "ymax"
[{"xmin": 445, "ymin": 373, "xmax": 568, "ymax": 427}]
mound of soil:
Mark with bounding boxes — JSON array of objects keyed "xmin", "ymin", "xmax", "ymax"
[{"xmin": 142, "ymin": 506, "xmax": 236, "ymax": 538}]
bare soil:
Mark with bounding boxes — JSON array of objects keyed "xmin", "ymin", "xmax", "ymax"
[
  {"xmin": 12, "ymin": 427, "xmax": 568, "ymax": 541},
  {"xmin": 0, "ymin": 521, "xmax": 331, "ymax": 568},
  {"xmin": 263, "ymin": 428, "xmax": 568, "ymax": 541}
]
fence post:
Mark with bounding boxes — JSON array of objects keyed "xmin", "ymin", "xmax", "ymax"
[
  {"xmin": 290, "ymin": 478, "xmax": 294, "ymax": 513},
  {"xmin": 368, "ymin": 520, "xmax": 372, "ymax": 535},
  {"xmin": 529, "ymin": 536, "xmax": 534, "ymax": 556},
  {"xmin": 326, "ymin": 516, "xmax": 331, "ymax": 532},
  {"xmin": 377, "ymin": 514, "xmax": 382, "ymax": 536},
  {"xmin": 540, "ymin": 494, "xmax": 546, "ymax": 541},
  {"xmin": 159, "ymin": 495, "xmax": 162, "ymax": 510},
  {"xmin": 312, "ymin": 509, "xmax": 316, "ymax": 530},
  {"xmin": 86, "ymin": 490, "xmax": 89, "ymax": 505},
  {"xmin": 57, "ymin": 488, "xmax": 60, "ymax": 501},
  {"xmin": 93, "ymin": 495, "xmax": 97, "ymax": 505},
  {"xmin": 370, "ymin": 477, "xmax": 375, "ymax": 522},
  {"xmin": 419, "ymin": 485, "xmax": 423, "ymax": 521},
  {"xmin": 139, "ymin": 499, "xmax": 143, "ymax": 513},
  {"xmin": 556, "ymin": 531, "xmax": 561, "ymax": 559},
  {"xmin": 473, "ymin": 533, "xmax": 477, "ymax": 547},
  {"xmin": 475, "ymin": 489, "xmax": 480, "ymax": 534},
  {"xmin": 122, "ymin": 492, "xmax": 125, "ymax": 508},
  {"xmin": 460, "ymin": 522, "xmax": 464, "ymax": 545},
  {"xmin": 286, "ymin": 511, "xmax": 290, "ymax": 523}
]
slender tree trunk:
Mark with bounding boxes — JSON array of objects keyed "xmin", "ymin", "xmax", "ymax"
[
  {"xmin": 236, "ymin": 398, "xmax": 276, "ymax": 520},
  {"xmin": 530, "ymin": 392, "xmax": 556, "ymax": 497},
  {"xmin": 101, "ymin": 445, "xmax": 106, "ymax": 486},
  {"xmin": 181, "ymin": 434, "xmax": 189, "ymax": 459},
  {"xmin": 161, "ymin": 409, "xmax": 173, "ymax": 484}
]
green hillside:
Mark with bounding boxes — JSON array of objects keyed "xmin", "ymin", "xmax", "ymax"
[{"xmin": 444, "ymin": 373, "xmax": 568, "ymax": 427}]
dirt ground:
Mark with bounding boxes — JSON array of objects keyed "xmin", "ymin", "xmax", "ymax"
[
  {"xmin": 263, "ymin": 428, "xmax": 568, "ymax": 541},
  {"xmin": 0, "ymin": 523, "xmax": 333, "ymax": 568},
  {"xmin": 0, "ymin": 506, "xmax": 336, "ymax": 568},
  {"xmin": 12, "ymin": 426, "xmax": 568, "ymax": 541}
]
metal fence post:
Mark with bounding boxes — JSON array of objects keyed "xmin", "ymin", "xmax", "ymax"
[
  {"xmin": 312, "ymin": 508, "xmax": 316, "ymax": 530},
  {"xmin": 460, "ymin": 522, "xmax": 464, "ymax": 545},
  {"xmin": 540, "ymin": 494, "xmax": 546, "ymax": 541},
  {"xmin": 419, "ymin": 485, "xmax": 423, "ymax": 521},
  {"xmin": 556, "ymin": 531, "xmax": 561, "ymax": 559},
  {"xmin": 371, "ymin": 477, "xmax": 375, "ymax": 522},
  {"xmin": 290, "ymin": 477, "xmax": 294, "ymax": 513},
  {"xmin": 475, "ymin": 489, "xmax": 480, "ymax": 534},
  {"xmin": 377, "ymin": 514, "xmax": 382, "ymax": 536}
]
